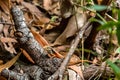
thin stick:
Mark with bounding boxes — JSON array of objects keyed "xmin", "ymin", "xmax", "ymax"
[
  {"xmin": 48, "ymin": 21, "xmax": 91, "ymax": 80},
  {"xmin": 0, "ymin": 22, "xmax": 14, "ymax": 25}
]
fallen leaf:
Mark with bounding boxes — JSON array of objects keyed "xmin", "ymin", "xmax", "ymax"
[
  {"xmin": 60, "ymin": 0, "xmax": 73, "ymax": 18},
  {"xmin": 21, "ymin": 1, "xmax": 50, "ymax": 25},
  {"xmin": 0, "ymin": 60, "xmax": 3, "ymax": 65},
  {"xmin": 0, "ymin": 53, "xmax": 21, "ymax": 72},
  {"xmin": 92, "ymin": 57, "xmax": 98, "ymax": 64},
  {"xmin": 3, "ymin": 25, "xmax": 9, "ymax": 37},
  {"xmin": 3, "ymin": 42, "xmax": 16, "ymax": 54},
  {"xmin": 43, "ymin": 0, "xmax": 52, "ymax": 11},
  {"xmin": 43, "ymin": 0, "xmax": 61, "ymax": 15},
  {"xmin": 68, "ymin": 65, "xmax": 84, "ymax": 80},
  {"xmin": 0, "ymin": 24, "xmax": 3, "ymax": 33},
  {"xmin": 0, "ymin": 75, "xmax": 7, "ymax": 80},
  {"xmin": 31, "ymin": 29, "xmax": 63, "ymax": 58},
  {"xmin": 1, "ymin": 37, "xmax": 17, "ymax": 54},
  {"xmin": 54, "ymin": 13, "xmax": 87, "ymax": 45},
  {"xmin": 69, "ymin": 54, "xmax": 81, "ymax": 65},
  {"xmin": 0, "ymin": 0, "xmax": 9, "ymax": 14},
  {"xmin": 31, "ymin": 29, "xmax": 49, "ymax": 47},
  {"xmin": 0, "ymin": 37, "xmax": 17, "ymax": 43},
  {"xmin": 54, "ymin": 45, "xmax": 70, "ymax": 52},
  {"xmin": 20, "ymin": 48, "xmax": 35, "ymax": 63}
]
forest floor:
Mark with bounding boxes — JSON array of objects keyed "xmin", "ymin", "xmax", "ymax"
[{"xmin": 0, "ymin": 0, "xmax": 119, "ymax": 80}]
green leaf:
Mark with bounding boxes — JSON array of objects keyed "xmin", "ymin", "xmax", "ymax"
[
  {"xmin": 89, "ymin": 18, "xmax": 104, "ymax": 25},
  {"xmin": 115, "ymin": 60, "xmax": 120, "ymax": 63},
  {"xmin": 115, "ymin": 47, "xmax": 120, "ymax": 53},
  {"xmin": 116, "ymin": 25, "xmax": 120, "ymax": 45},
  {"xmin": 107, "ymin": 60, "xmax": 120, "ymax": 79},
  {"xmin": 98, "ymin": 21, "xmax": 118, "ymax": 30},
  {"xmin": 118, "ymin": 10, "xmax": 120, "ymax": 22},
  {"xmin": 91, "ymin": 5, "xmax": 107, "ymax": 11},
  {"xmin": 50, "ymin": 16, "xmax": 58, "ymax": 22}
]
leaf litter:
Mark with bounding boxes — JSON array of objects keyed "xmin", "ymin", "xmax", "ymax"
[{"xmin": 0, "ymin": 0, "xmax": 119, "ymax": 80}]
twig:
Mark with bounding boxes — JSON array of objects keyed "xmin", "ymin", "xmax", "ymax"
[
  {"xmin": 0, "ymin": 22, "xmax": 14, "ymax": 25},
  {"xmin": 83, "ymin": 64, "xmax": 113, "ymax": 80},
  {"xmin": 48, "ymin": 21, "xmax": 91, "ymax": 80},
  {"xmin": 105, "ymin": 13, "xmax": 118, "ymax": 22},
  {"xmin": 1, "ymin": 69, "xmax": 30, "ymax": 80},
  {"xmin": 11, "ymin": 6, "xmax": 62, "ymax": 79},
  {"xmin": 11, "ymin": 6, "xmax": 48, "ymax": 63}
]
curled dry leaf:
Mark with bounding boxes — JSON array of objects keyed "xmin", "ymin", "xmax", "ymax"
[
  {"xmin": 0, "ymin": 37, "xmax": 17, "ymax": 54},
  {"xmin": 54, "ymin": 13, "xmax": 87, "ymax": 45},
  {"xmin": 3, "ymin": 42, "xmax": 16, "ymax": 54}
]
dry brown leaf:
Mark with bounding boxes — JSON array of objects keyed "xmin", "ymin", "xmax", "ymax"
[
  {"xmin": 3, "ymin": 42, "xmax": 16, "ymax": 54},
  {"xmin": 92, "ymin": 57, "xmax": 98, "ymax": 64},
  {"xmin": 43, "ymin": 0, "xmax": 52, "ymax": 10},
  {"xmin": 0, "ymin": 60, "xmax": 3, "ymax": 65},
  {"xmin": 60, "ymin": 0, "xmax": 73, "ymax": 18},
  {"xmin": 31, "ymin": 29, "xmax": 63, "ymax": 58},
  {"xmin": 1, "ymin": 11, "xmax": 11, "ymax": 23},
  {"xmin": 43, "ymin": 31, "xmax": 60, "ymax": 43},
  {"xmin": 0, "ymin": 0, "xmax": 9, "ymax": 14},
  {"xmin": 43, "ymin": 0, "xmax": 60, "ymax": 15},
  {"xmin": 20, "ymin": 48, "xmax": 35, "ymax": 63},
  {"xmin": 60, "ymin": 51, "xmax": 92, "ymax": 65},
  {"xmin": 21, "ymin": 1, "xmax": 50, "ymax": 25},
  {"xmin": 58, "ymin": 51, "xmax": 93, "ymax": 65},
  {"xmin": 32, "ymin": 0, "xmax": 39, "ymax": 5},
  {"xmin": 69, "ymin": 54, "xmax": 80, "ymax": 65},
  {"xmin": 51, "ymin": 48, "xmax": 64, "ymax": 58},
  {"xmin": 31, "ymin": 29, "xmax": 49, "ymax": 47},
  {"xmin": 111, "ymin": 34, "xmax": 118, "ymax": 46},
  {"xmin": 0, "ymin": 76, "xmax": 7, "ymax": 80},
  {"xmin": 16, "ymin": 0, "xmax": 23, "ymax": 3},
  {"xmin": 1, "ymin": 38, "xmax": 17, "ymax": 54},
  {"xmin": 0, "ymin": 53, "xmax": 21, "ymax": 72},
  {"xmin": 68, "ymin": 65, "xmax": 84, "ymax": 80},
  {"xmin": 0, "ymin": 37, "xmax": 17, "ymax": 43},
  {"xmin": 54, "ymin": 13, "xmax": 87, "ymax": 45},
  {"xmin": 0, "ymin": 24, "xmax": 3, "ymax": 33},
  {"xmin": 54, "ymin": 45, "xmax": 70, "ymax": 52},
  {"xmin": 3, "ymin": 25, "xmax": 9, "ymax": 37}
]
